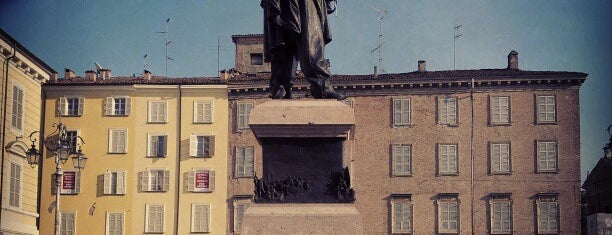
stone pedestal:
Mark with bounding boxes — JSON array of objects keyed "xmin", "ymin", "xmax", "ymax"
[{"xmin": 241, "ymin": 203, "xmax": 363, "ymax": 235}]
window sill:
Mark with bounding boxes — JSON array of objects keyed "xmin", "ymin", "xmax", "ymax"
[
  {"xmin": 391, "ymin": 173, "xmax": 412, "ymax": 177},
  {"xmin": 489, "ymin": 123, "xmax": 511, "ymax": 127},
  {"xmin": 146, "ymin": 156, "xmax": 167, "ymax": 158},
  {"xmin": 61, "ymin": 115, "xmax": 82, "ymax": 117},
  {"xmin": 489, "ymin": 172, "xmax": 512, "ymax": 175},
  {"xmin": 108, "ymin": 152, "xmax": 128, "ymax": 154},
  {"xmin": 103, "ymin": 193, "xmax": 126, "ymax": 196},
  {"xmin": 147, "ymin": 122, "xmax": 168, "ymax": 124},
  {"xmin": 535, "ymin": 121, "xmax": 558, "ymax": 125},
  {"xmin": 235, "ymin": 175, "xmax": 254, "ymax": 179},
  {"xmin": 106, "ymin": 115, "xmax": 129, "ymax": 117},
  {"xmin": 536, "ymin": 170, "xmax": 558, "ymax": 174},
  {"xmin": 143, "ymin": 190, "xmax": 168, "ymax": 193},
  {"xmin": 392, "ymin": 124, "xmax": 414, "ymax": 128},
  {"xmin": 437, "ymin": 173, "xmax": 459, "ymax": 176},
  {"xmin": 192, "ymin": 156, "xmax": 213, "ymax": 158},
  {"xmin": 193, "ymin": 122, "xmax": 213, "ymax": 124}
]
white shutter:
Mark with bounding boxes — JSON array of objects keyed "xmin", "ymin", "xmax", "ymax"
[
  {"xmin": 74, "ymin": 171, "xmax": 81, "ymax": 194},
  {"xmin": 245, "ymin": 148, "xmax": 254, "ymax": 176},
  {"xmin": 59, "ymin": 97, "xmax": 68, "ymax": 116},
  {"xmin": 148, "ymin": 102, "xmax": 155, "ymax": 122},
  {"xmin": 160, "ymin": 102, "xmax": 167, "ymax": 122},
  {"xmin": 189, "ymin": 135, "xmax": 198, "ymax": 157},
  {"xmin": 116, "ymin": 171, "xmax": 126, "ymax": 194},
  {"xmin": 187, "ymin": 170, "xmax": 195, "ymax": 192},
  {"xmin": 105, "ymin": 97, "xmax": 114, "ymax": 116},
  {"xmin": 141, "ymin": 171, "xmax": 150, "ymax": 191},
  {"xmin": 147, "ymin": 134, "xmax": 154, "ymax": 157},
  {"xmin": 78, "ymin": 97, "xmax": 84, "ymax": 116},
  {"xmin": 124, "ymin": 97, "xmax": 131, "ymax": 116},
  {"xmin": 209, "ymin": 170, "xmax": 215, "ymax": 191},
  {"xmin": 202, "ymin": 205, "xmax": 210, "ymax": 232},
  {"xmin": 204, "ymin": 102, "xmax": 213, "ymax": 123},
  {"xmin": 162, "ymin": 170, "xmax": 170, "ymax": 191},
  {"xmin": 104, "ymin": 171, "xmax": 112, "ymax": 194}
]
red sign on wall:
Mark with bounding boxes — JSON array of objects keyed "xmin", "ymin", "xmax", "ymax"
[
  {"xmin": 195, "ymin": 171, "xmax": 209, "ymax": 189},
  {"xmin": 63, "ymin": 171, "xmax": 76, "ymax": 189}
]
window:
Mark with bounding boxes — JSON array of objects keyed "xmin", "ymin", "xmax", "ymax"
[
  {"xmin": 145, "ymin": 204, "xmax": 164, "ymax": 233},
  {"xmin": 391, "ymin": 144, "xmax": 412, "ymax": 176},
  {"xmin": 106, "ymin": 212, "xmax": 124, "ymax": 235},
  {"xmin": 59, "ymin": 170, "xmax": 81, "ymax": 195},
  {"xmin": 9, "ymin": 162, "xmax": 22, "ymax": 207},
  {"xmin": 536, "ymin": 194, "xmax": 559, "ymax": 234},
  {"xmin": 148, "ymin": 101, "xmax": 167, "ymax": 123},
  {"xmin": 393, "ymin": 98, "xmax": 411, "ymax": 126},
  {"xmin": 141, "ymin": 169, "xmax": 170, "ymax": 192},
  {"xmin": 237, "ymin": 102, "xmax": 253, "ymax": 130},
  {"xmin": 537, "ymin": 141, "xmax": 557, "ymax": 173},
  {"xmin": 250, "ymin": 53, "xmax": 263, "ymax": 65},
  {"xmin": 490, "ymin": 96, "xmax": 510, "ymax": 125},
  {"xmin": 194, "ymin": 101, "xmax": 213, "ymax": 123},
  {"xmin": 105, "ymin": 97, "xmax": 131, "ymax": 116},
  {"xmin": 233, "ymin": 198, "xmax": 252, "ymax": 232},
  {"xmin": 437, "ymin": 194, "xmax": 459, "ymax": 234},
  {"xmin": 109, "ymin": 129, "xmax": 127, "ymax": 153},
  {"xmin": 191, "ymin": 204, "xmax": 211, "ymax": 233},
  {"xmin": 187, "ymin": 169, "xmax": 216, "ymax": 193},
  {"xmin": 490, "ymin": 142, "xmax": 511, "ymax": 174},
  {"xmin": 489, "ymin": 194, "xmax": 512, "ymax": 234},
  {"xmin": 438, "ymin": 97, "xmax": 458, "ymax": 125},
  {"xmin": 536, "ymin": 95, "xmax": 556, "ymax": 123},
  {"xmin": 66, "ymin": 130, "xmax": 78, "ymax": 154},
  {"xmin": 438, "ymin": 144, "xmax": 458, "ymax": 175},
  {"xmin": 11, "ymin": 85, "xmax": 24, "ymax": 131},
  {"xmin": 190, "ymin": 135, "xmax": 215, "ymax": 158},
  {"xmin": 236, "ymin": 146, "xmax": 254, "ymax": 177},
  {"xmin": 147, "ymin": 134, "xmax": 167, "ymax": 157},
  {"xmin": 60, "ymin": 211, "xmax": 76, "ymax": 235},
  {"xmin": 104, "ymin": 170, "xmax": 126, "ymax": 195},
  {"xmin": 59, "ymin": 97, "xmax": 84, "ymax": 116},
  {"xmin": 391, "ymin": 195, "xmax": 413, "ymax": 234}
]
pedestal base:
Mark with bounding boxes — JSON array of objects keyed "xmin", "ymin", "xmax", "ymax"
[{"xmin": 241, "ymin": 203, "xmax": 363, "ymax": 235}]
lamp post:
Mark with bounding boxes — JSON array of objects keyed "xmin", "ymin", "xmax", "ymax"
[{"xmin": 25, "ymin": 122, "xmax": 87, "ymax": 235}]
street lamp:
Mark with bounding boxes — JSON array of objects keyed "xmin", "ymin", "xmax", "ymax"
[{"xmin": 25, "ymin": 121, "xmax": 86, "ymax": 235}]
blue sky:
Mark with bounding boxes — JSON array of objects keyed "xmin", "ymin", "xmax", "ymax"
[{"xmin": 1, "ymin": 0, "xmax": 610, "ymax": 181}]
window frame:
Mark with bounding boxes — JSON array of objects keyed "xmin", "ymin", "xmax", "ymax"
[
  {"xmin": 189, "ymin": 134, "xmax": 215, "ymax": 158},
  {"xmin": 392, "ymin": 98, "xmax": 412, "ymax": 127},
  {"xmin": 60, "ymin": 211, "xmax": 76, "ymax": 235},
  {"xmin": 59, "ymin": 170, "xmax": 81, "ymax": 195},
  {"xmin": 437, "ymin": 194, "xmax": 460, "ymax": 234},
  {"xmin": 391, "ymin": 144, "xmax": 412, "ymax": 176},
  {"xmin": 438, "ymin": 96, "xmax": 459, "ymax": 126},
  {"xmin": 390, "ymin": 194, "xmax": 413, "ymax": 234},
  {"xmin": 536, "ymin": 140, "xmax": 558, "ymax": 173},
  {"xmin": 489, "ymin": 194, "xmax": 513, "ymax": 234},
  {"xmin": 191, "ymin": 203, "xmax": 211, "ymax": 233},
  {"xmin": 9, "ymin": 161, "xmax": 22, "ymax": 208},
  {"xmin": 489, "ymin": 96, "xmax": 511, "ymax": 125},
  {"xmin": 489, "ymin": 142, "xmax": 512, "ymax": 174},
  {"xmin": 145, "ymin": 204, "xmax": 165, "ymax": 233},
  {"xmin": 438, "ymin": 143, "xmax": 459, "ymax": 175},
  {"xmin": 104, "ymin": 170, "xmax": 126, "ymax": 195},
  {"xmin": 58, "ymin": 96, "xmax": 84, "ymax": 117},
  {"xmin": 108, "ymin": 128, "xmax": 128, "ymax": 154},
  {"xmin": 10, "ymin": 83, "xmax": 25, "ymax": 133},
  {"xmin": 536, "ymin": 194, "xmax": 559, "ymax": 234},
  {"xmin": 187, "ymin": 168, "xmax": 216, "ymax": 193},
  {"xmin": 233, "ymin": 197, "xmax": 253, "ymax": 232},
  {"xmin": 193, "ymin": 100, "xmax": 214, "ymax": 124},
  {"xmin": 106, "ymin": 211, "xmax": 125, "ymax": 235},
  {"xmin": 141, "ymin": 169, "xmax": 170, "ymax": 192},
  {"xmin": 147, "ymin": 100, "xmax": 168, "ymax": 123},
  {"xmin": 535, "ymin": 95, "xmax": 557, "ymax": 124},
  {"xmin": 147, "ymin": 134, "xmax": 168, "ymax": 158},
  {"xmin": 250, "ymin": 53, "xmax": 264, "ymax": 65},
  {"xmin": 236, "ymin": 102, "xmax": 254, "ymax": 131},
  {"xmin": 105, "ymin": 96, "xmax": 132, "ymax": 116},
  {"xmin": 235, "ymin": 146, "xmax": 255, "ymax": 178}
]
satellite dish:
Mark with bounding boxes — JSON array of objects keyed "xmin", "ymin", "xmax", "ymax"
[{"xmin": 95, "ymin": 62, "xmax": 103, "ymax": 71}]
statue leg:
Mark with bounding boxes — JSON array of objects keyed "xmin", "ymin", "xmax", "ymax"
[{"xmin": 269, "ymin": 48, "xmax": 297, "ymax": 99}]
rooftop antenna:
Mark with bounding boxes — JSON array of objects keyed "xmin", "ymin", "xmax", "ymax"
[
  {"xmin": 94, "ymin": 62, "xmax": 103, "ymax": 71},
  {"xmin": 370, "ymin": 6, "xmax": 387, "ymax": 74},
  {"xmin": 156, "ymin": 18, "xmax": 172, "ymax": 78},
  {"xmin": 454, "ymin": 24, "xmax": 463, "ymax": 70},
  {"xmin": 143, "ymin": 54, "xmax": 149, "ymax": 72},
  {"xmin": 217, "ymin": 35, "xmax": 221, "ymax": 77}
]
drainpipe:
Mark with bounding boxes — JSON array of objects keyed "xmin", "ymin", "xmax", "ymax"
[
  {"xmin": 174, "ymin": 85, "xmax": 182, "ymax": 235},
  {"xmin": 470, "ymin": 78, "xmax": 475, "ymax": 235},
  {"xmin": 36, "ymin": 88, "xmax": 47, "ymax": 229},
  {"xmin": 0, "ymin": 43, "xmax": 16, "ymax": 225}
]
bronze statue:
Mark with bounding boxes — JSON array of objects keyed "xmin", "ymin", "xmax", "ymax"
[{"xmin": 261, "ymin": 0, "xmax": 345, "ymax": 100}]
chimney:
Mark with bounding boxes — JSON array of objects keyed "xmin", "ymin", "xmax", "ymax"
[
  {"xmin": 64, "ymin": 68, "xmax": 75, "ymax": 79},
  {"xmin": 50, "ymin": 72, "xmax": 58, "ymax": 81},
  {"xmin": 418, "ymin": 60, "xmax": 426, "ymax": 72},
  {"xmin": 507, "ymin": 50, "xmax": 518, "ymax": 70},
  {"xmin": 85, "ymin": 70, "xmax": 97, "ymax": 81},
  {"xmin": 99, "ymin": 69, "xmax": 111, "ymax": 80},
  {"xmin": 144, "ymin": 70, "xmax": 152, "ymax": 80},
  {"xmin": 373, "ymin": 66, "xmax": 378, "ymax": 77}
]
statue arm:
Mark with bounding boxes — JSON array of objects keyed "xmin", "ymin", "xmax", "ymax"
[{"xmin": 326, "ymin": 0, "xmax": 337, "ymax": 14}]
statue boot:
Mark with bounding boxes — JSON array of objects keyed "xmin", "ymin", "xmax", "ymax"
[
  {"xmin": 309, "ymin": 79, "xmax": 345, "ymax": 100},
  {"xmin": 282, "ymin": 83, "xmax": 293, "ymax": 99},
  {"xmin": 269, "ymin": 84, "xmax": 284, "ymax": 99}
]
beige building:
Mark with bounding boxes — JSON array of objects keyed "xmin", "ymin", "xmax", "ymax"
[
  {"xmin": 39, "ymin": 72, "xmax": 229, "ymax": 234},
  {"xmin": 0, "ymin": 29, "xmax": 56, "ymax": 235},
  {"xmin": 227, "ymin": 34, "xmax": 587, "ymax": 234}
]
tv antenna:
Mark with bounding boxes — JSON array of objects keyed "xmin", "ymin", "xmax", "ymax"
[
  {"xmin": 143, "ymin": 54, "xmax": 149, "ymax": 72},
  {"xmin": 454, "ymin": 24, "xmax": 463, "ymax": 70},
  {"xmin": 156, "ymin": 18, "xmax": 172, "ymax": 78},
  {"xmin": 370, "ymin": 6, "xmax": 387, "ymax": 73}
]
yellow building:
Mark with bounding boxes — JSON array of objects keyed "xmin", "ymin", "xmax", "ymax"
[
  {"xmin": 40, "ymin": 72, "xmax": 228, "ymax": 234},
  {"xmin": 0, "ymin": 29, "xmax": 56, "ymax": 234}
]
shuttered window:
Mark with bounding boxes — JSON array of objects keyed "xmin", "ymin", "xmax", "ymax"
[
  {"xmin": 490, "ymin": 143, "xmax": 511, "ymax": 174},
  {"xmin": 60, "ymin": 211, "xmax": 76, "ymax": 235},
  {"xmin": 104, "ymin": 170, "xmax": 126, "ymax": 195},
  {"xmin": 59, "ymin": 97, "xmax": 84, "ymax": 116},
  {"xmin": 391, "ymin": 144, "xmax": 412, "ymax": 176},
  {"xmin": 194, "ymin": 101, "xmax": 213, "ymax": 123},
  {"xmin": 537, "ymin": 141, "xmax": 557, "ymax": 172},
  {"xmin": 189, "ymin": 135, "xmax": 215, "ymax": 158},
  {"xmin": 141, "ymin": 169, "xmax": 169, "ymax": 192},
  {"xmin": 393, "ymin": 98, "xmax": 411, "ymax": 126},
  {"xmin": 9, "ymin": 162, "xmax": 21, "ymax": 207},
  {"xmin": 237, "ymin": 102, "xmax": 253, "ymax": 130},
  {"xmin": 148, "ymin": 101, "xmax": 167, "ymax": 123},
  {"xmin": 187, "ymin": 169, "xmax": 216, "ymax": 193},
  {"xmin": 106, "ymin": 212, "xmax": 124, "ymax": 235},
  {"xmin": 11, "ymin": 85, "xmax": 24, "ymax": 131},
  {"xmin": 191, "ymin": 204, "xmax": 211, "ymax": 233},
  {"xmin": 537, "ymin": 196, "xmax": 559, "ymax": 234},
  {"xmin": 438, "ymin": 97, "xmax": 458, "ymax": 125},
  {"xmin": 391, "ymin": 196, "xmax": 413, "ymax": 234},
  {"xmin": 109, "ymin": 129, "xmax": 127, "ymax": 153},
  {"xmin": 59, "ymin": 170, "xmax": 81, "ymax": 195},
  {"xmin": 148, "ymin": 134, "xmax": 167, "ymax": 157},
  {"xmin": 537, "ymin": 95, "xmax": 556, "ymax": 123},
  {"xmin": 145, "ymin": 204, "xmax": 164, "ymax": 233},
  {"xmin": 236, "ymin": 147, "xmax": 254, "ymax": 177},
  {"xmin": 439, "ymin": 144, "xmax": 458, "ymax": 175},
  {"xmin": 438, "ymin": 196, "xmax": 459, "ymax": 234},
  {"xmin": 490, "ymin": 200, "xmax": 512, "ymax": 234},
  {"xmin": 233, "ymin": 199, "xmax": 252, "ymax": 232},
  {"xmin": 105, "ymin": 97, "xmax": 131, "ymax": 116},
  {"xmin": 490, "ymin": 96, "xmax": 510, "ymax": 124}
]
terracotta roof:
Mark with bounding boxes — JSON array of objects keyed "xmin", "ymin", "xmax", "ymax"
[{"xmin": 44, "ymin": 76, "xmax": 226, "ymax": 86}]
